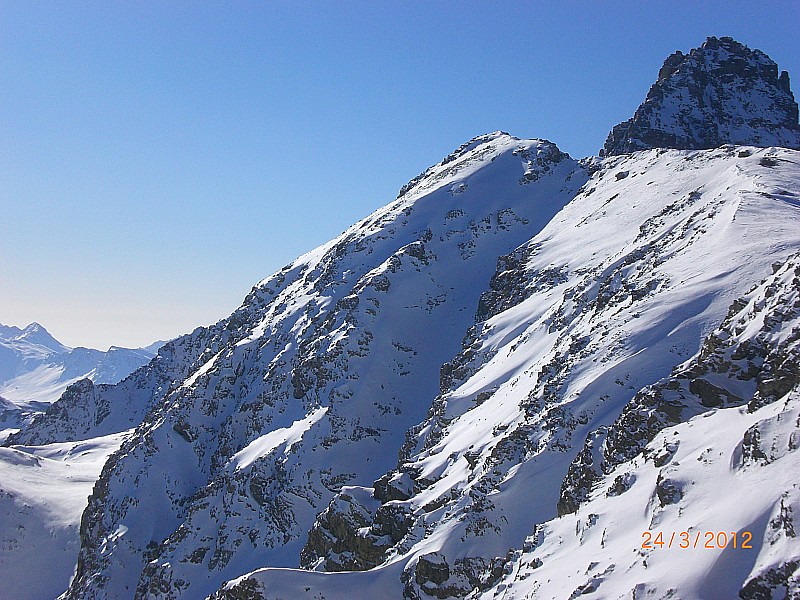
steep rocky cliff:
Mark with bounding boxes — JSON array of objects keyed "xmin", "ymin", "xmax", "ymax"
[{"xmin": 602, "ymin": 36, "xmax": 800, "ymax": 156}]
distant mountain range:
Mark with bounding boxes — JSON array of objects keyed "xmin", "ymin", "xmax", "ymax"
[
  {"xmin": 2, "ymin": 37, "xmax": 799, "ymax": 600},
  {"xmin": 0, "ymin": 322, "xmax": 163, "ymax": 441}
]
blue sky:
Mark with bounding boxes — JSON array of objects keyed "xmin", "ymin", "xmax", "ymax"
[{"xmin": 2, "ymin": 1, "xmax": 799, "ymax": 350}]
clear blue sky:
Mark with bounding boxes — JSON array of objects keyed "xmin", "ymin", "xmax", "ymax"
[{"xmin": 2, "ymin": 1, "xmax": 798, "ymax": 350}]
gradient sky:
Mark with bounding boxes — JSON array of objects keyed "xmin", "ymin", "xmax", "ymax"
[{"xmin": 2, "ymin": 1, "xmax": 799, "ymax": 350}]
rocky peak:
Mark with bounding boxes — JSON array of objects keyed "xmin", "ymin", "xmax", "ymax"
[
  {"xmin": 602, "ymin": 36, "xmax": 800, "ymax": 156},
  {"xmin": 14, "ymin": 322, "xmax": 70, "ymax": 353}
]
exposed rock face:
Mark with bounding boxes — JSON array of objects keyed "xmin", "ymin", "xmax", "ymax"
[
  {"xmin": 5, "ymin": 379, "xmax": 106, "ymax": 445},
  {"xmin": 299, "ymin": 486, "xmax": 398, "ymax": 572},
  {"xmin": 739, "ymin": 560, "xmax": 800, "ymax": 600},
  {"xmin": 603, "ymin": 37, "xmax": 800, "ymax": 156},
  {"xmin": 402, "ymin": 553, "xmax": 505, "ymax": 600},
  {"xmin": 559, "ymin": 252, "xmax": 800, "ymax": 516},
  {"xmin": 557, "ymin": 427, "xmax": 607, "ymax": 516},
  {"xmin": 209, "ymin": 577, "xmax": 265, "ymax": 600}
]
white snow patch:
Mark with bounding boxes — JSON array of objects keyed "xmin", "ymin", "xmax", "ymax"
[{"xmin": 229, "ymin": 406, "xmax": 328, "ymax": 471}]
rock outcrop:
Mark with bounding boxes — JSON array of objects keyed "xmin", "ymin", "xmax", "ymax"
[{"xmin": 603, "ymin": 37, "xmax": 800, "ymax": 156}]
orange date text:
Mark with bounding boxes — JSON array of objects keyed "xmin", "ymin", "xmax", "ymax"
[{"xmin": 641, "ymin": 530, "xmax": 753, "ymax": 550}]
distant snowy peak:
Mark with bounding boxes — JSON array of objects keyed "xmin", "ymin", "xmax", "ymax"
[
  {"xmin": 14, "ymin": 322, "xmax": 70, "ymax": 353},
  {"xmin": 0, "ymin": 324, "xmax": 23, "ymax": 338},
  {"xmin": 0, "ymin": 322, "xmax": 71, "ymax": 383},
  {"xmin": 603, "ymin": 36, "xmax": 800, "ymax": 156},
  {"xmin": 0, "ymin": 322, "xmax": 162, "ymax": 407},
  {"xmin": 0, "ymin": 321, "xmax": 70, "ymax": 355}
]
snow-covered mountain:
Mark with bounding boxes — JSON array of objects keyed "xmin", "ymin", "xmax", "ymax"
[
  {"xmin": 0, "ymin": 322, "xmax": 162, "ymax": 410},
  {"xmin": 487, "ymin": 240, "xmax": 800, "ymax": 600},
  {"xmin": 0, "ymin": 322, "xmax": 69, "ymax": 384},
  {"xmin": 55, "ymin": 134, "xmax": 589, "ymax": 600},
  {"xmin": 3, "ymin": 36, "xmax": 800, "ymax": 600},
  {"xmin": 258, "ymin": 143, "xmax": 798, "ymax": 600}
]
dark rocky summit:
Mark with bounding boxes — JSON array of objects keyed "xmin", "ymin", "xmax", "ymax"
[{"xmin": 602, "ymin": 36, "xmax": 800, "ymax": 156}]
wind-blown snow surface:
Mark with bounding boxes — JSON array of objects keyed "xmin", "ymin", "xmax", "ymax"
[
  {"xmin": 217, "ymin": 145, "xmax": 800, "ymax": 599},
  {"xmin": 488, "ymin": 400, "xmax": 800, "ymax": 600},
  {"xmin": 53, "ymin": 134, "xmax": 589, "ymax": 599},
  {"xmin": 0, "ymin": 431, "xmax": 127, "ymax": 600},
  {"xmin": 483, "ymin": 250, "xmax": 800, "ymax": 600}
]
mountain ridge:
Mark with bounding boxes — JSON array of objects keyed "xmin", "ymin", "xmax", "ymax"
[
  {"xmin": 0, "ymin": 323, "xmax": 164, "ymax": 444},
  {"xmin": 57, "ymin": 134, "xmax": 590, "ymax": 600}
]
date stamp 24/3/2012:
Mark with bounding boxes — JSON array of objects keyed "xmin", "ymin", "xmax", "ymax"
[{"xmin": 641, "ymin": 530, "xmax": 753, "ymax": 550}]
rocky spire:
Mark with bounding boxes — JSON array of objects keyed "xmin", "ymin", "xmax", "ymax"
[{"xmin": 602, "ymin": 36, "xmax": 800, "ymax": 156}]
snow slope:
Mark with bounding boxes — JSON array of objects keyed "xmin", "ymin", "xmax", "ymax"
[
  {"xmin": 483, "ymin": 250, "xmax": 800, "ymax": 600},
  {"xmin": 220, "ymin": 145, "xmax": 800, "ymax": 600},
  {"xmin": 0, "ymin": 431, "xmax": 128, "ymax": 600}
]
